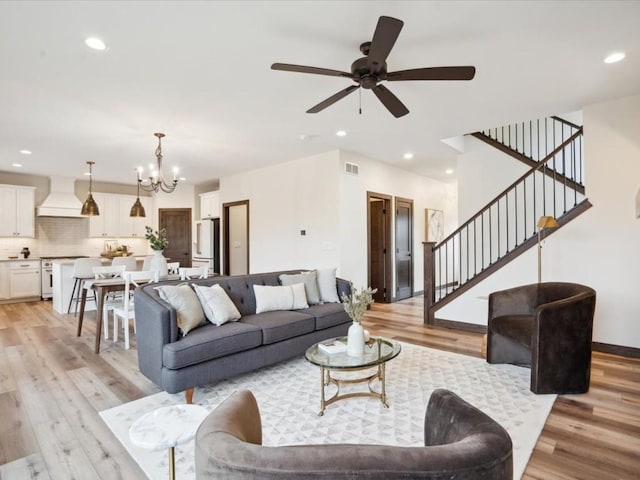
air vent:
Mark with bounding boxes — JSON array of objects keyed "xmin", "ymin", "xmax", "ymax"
[{"xmin": 344, "ymin": 162, "xmax": 359, "ymax": 175}]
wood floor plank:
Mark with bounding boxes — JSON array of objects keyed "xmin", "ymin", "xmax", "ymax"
[{"xmin": 0, "ymin": 297, "xmax": 638, "ymax": 479}]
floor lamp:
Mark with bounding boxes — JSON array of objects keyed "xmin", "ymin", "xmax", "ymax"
[{"xmin": 537, "ymin": 215, "xmax": 559, "ymax": 283}]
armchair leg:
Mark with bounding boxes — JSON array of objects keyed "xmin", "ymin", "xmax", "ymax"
[{"xmin": 185, "ymin": 388, "xmax": 194, "ymax": 405}]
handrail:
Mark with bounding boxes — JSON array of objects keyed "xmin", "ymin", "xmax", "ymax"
[
  {"xmin": 437, "ymin": 128, "xmax": 582, "ymax": 247},
  {"xmin": 425, "ymin": 120, "xmax": 585, "ymax": 321}
]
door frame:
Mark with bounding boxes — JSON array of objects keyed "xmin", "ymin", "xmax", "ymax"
[
  {"xmin": 222, "ymin": 199, "xmax": 250, "ymax": 275},
  {"xmin": 367, "ymin": 191, "xmax": 392, "ymax": 303},
  {"xmin": 394, "ymin": 196, "xmax": 414, "ymax": 301}
]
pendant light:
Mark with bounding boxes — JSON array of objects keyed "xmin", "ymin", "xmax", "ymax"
[
  {"xmin": 81, "ymin": 161, "xmax": 100, "ymax": 216},
  {"xmin": 130, "ymin": 171, "xmax": 146, "ymax": 217}
]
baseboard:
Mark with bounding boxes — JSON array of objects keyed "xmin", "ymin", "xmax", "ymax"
[
  {"xmin": 390, "ymin": 290, "xmax": 424, "ymax": 303},
  {"xmin": 433, "ymin": 317, "xmax": 487, "ymax": 334},
  {"xmin": 593, "ymin": 342, "xmax": 640, "ymax": 358}
]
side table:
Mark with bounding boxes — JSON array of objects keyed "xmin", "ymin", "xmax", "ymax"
[{"xmin": 129, "ymin": 404, "xmax": 209, "ymax": 480}]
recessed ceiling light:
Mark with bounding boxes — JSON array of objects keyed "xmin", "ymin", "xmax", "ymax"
[
  {"xmin": 19, "ymin": 149, "xmax": 32, "ymax": 155},
  {"xmin": 299, "ymin": 134, "xmax": 309, "ymax": 141},
  {"xmin": 85, "ymin": 37, "xmax": 106, "ymax": 51},
  {"xmin": 336, "ymin": 130, "xmax": 347, "ymax": 137},
  {"xmin": 604, "ymin": 52, "xmax": 625, "ymax": 64},
  {"xmin": 12, "ymin": 163, "xmax": 23, "ymax": 168},
  {"xmin": 403, "ymin": 152, "xmax": 414, "ymax": 160},
  {"xmin": 445, "ymin": 168, "xmax": 454, "ymax": 175}
]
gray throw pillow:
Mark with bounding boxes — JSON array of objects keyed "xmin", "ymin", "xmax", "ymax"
[
  {"xmin": 192, "ymin": 283, "xmax": 241, "ymax": 326},
  {"xmin": 316, "ymin": 267, "xmax": 340, "ymax": 303},
  {"xmin": 280, "ymin": 271, "xmax": 320, "ymax": 305},
  {"xmin": 155, "ymin": 283, "xmax": 206, "ymax": 335}
]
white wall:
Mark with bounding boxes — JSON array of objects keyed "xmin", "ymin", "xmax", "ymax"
[
  {"xmin": 220, "ymin": 150, "xmax": 342, "ymax": 273},
  {"xmin": 440, "ymin": 95, "xmax": 640, "ymax": 349},
  {"xmin": 219, "ymin": 149, "xmax": 457, "ymax": 292},
  {"xmin": 338, "ymin": 150, "xmax": 457, "ymax": 291}
]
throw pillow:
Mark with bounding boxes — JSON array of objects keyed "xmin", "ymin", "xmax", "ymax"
[
  {"xmin": 316, "ymin": 267, "xmax": 340, "ymax": 303},
  {"xmin": 155, "ymin": 284, "xmax": 206, "ymax": 335},
  {"xmin": 280, "ymin": 271, "xmax": 320, "ymax": 305},
  {"xmin": 192, "ymin": 284, "xmax": 241, "ymax": 326},
  {"xmin": 253, "ymin": 284, "xmax": 308, "ymax": 313}
]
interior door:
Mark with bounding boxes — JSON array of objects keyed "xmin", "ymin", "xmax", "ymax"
[
  {"xmin": 159, "ymin": 208, "xmax": 192, "ymax": 268},
  {"xmin": 367, "ymin": 192, "xmax": 392, "ymax": 303},
  {"xmin": 223, "ymin": 200, "xmax": 249, "ymax": 275},
  {"xmin": 395, "ymin": 197, "xmax": 413, "ymax": 300}
]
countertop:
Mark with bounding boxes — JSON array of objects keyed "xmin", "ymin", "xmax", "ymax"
[{"xmin": 0, "ymin": 257, "xmax": 40, "ymax": 262}]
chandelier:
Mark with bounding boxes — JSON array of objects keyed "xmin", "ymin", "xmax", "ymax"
[{"xmin": 138, "ymin": 132, "xmax": 179, "ymax": 194}]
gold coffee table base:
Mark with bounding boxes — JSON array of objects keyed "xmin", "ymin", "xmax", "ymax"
[{"xmin": 318, "ymin": 363, "xmax": 388, "ymax": 416}]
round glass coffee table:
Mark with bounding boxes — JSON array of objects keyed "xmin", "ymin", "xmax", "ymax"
[{"xmin": 305, "ymin": 336, "xmax": 401, "ymax": 416}]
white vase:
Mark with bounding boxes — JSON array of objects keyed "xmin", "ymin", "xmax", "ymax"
[
  {"xmin": 347, "ymin": 321, "xmax": 365, "ymax": 357},
  {"xmin": 149, "ymin": 249, "xmax": 168, "ymax": 277}
]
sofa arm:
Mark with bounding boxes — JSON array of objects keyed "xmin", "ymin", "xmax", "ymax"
[{"xmin": 134, "ymin": 284, "xmax": 180, "ymax": 388}]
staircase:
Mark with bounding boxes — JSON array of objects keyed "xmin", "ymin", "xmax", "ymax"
[{"xmin": 423, "ymin": 116, "xmax": 591, "ymax": 324}]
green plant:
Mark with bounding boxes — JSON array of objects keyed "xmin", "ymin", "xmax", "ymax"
[
  {"xmin": 341, "ymin": 284, "xmax": 377, "ymax": 323},
  {"xmin": 145, "ymin": 226, "xmax": 169, "ymax": 250}
]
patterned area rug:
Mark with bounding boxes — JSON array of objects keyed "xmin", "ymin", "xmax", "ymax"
[{"xmin": 100, "ymin": 342, "xmax": 555, "ymax": 479}]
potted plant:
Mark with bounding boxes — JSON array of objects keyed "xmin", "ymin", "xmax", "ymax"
[
  {"xmin": 145, "ymin": 226, "xmax": 169, "ymax": 275},
  {"xmin": 341, "ymin": 284, "xmax": 377, "ymax": 356}
]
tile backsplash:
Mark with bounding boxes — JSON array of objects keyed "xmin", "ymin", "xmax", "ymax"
[{"xmin": 0, "ymin": 217, "xmax": 148, "ymax": 258}]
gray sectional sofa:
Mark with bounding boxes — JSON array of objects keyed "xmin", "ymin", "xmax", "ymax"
[{"xmin": 134, "ymin": 270, "xmax": 352, "ymax": 396}]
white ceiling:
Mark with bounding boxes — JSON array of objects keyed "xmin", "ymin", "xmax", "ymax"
[{"xmin": 1, "ymin": 0, "xmax": 639, "ymax": 186}]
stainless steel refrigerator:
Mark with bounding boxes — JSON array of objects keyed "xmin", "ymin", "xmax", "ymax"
[{"xmin": 193, "ymin": 218, "xmax": 220, "ymax": 274}]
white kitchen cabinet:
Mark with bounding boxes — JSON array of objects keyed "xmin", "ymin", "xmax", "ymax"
[
  {"xmin": 9, "ymin": 260, "xmax": 41, "ymax": 298},
  {"xmin": 90, "ymin": 193, "xmax": 153, "ymax": 238},
  {"xmin": 0, "ymin": 263, "xmax": 9, "ymax": 299},
  {"xmin": 89, "ymin": 193, "xmax": 119, "ymax": 237},
  {"xmin": 200, "ymin": 191, "xmax": 220, "ymax": 219},
  {"xmin": 0, "ymin": 184, "xmax": 35, "ymax": 237}
]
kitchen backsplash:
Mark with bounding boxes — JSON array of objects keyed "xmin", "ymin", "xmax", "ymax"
[{"xmin": 0, "ymin": 217, "xmax": 149, "ymax": 258}]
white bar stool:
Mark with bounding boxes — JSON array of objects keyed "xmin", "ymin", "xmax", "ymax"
[{"xmin": 67, "ymin": 257, "xmax": 102, "ymax": 315}]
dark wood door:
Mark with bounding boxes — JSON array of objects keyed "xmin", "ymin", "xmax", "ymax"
[
  {"xmin": 367, "ymin": 192, "xmax": 392, "ymax": 303},
  {"xmin": 395, "ymin": 197, "xmax": 413, "ymax": 300},
  {"xmin": 159, "ymin": 208, "xmax": 192, "ymax": 268}
]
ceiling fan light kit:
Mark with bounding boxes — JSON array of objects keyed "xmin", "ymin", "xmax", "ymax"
[{"xmin": 272, "ymin": 16, "xmax": 476, "ymax": 118}]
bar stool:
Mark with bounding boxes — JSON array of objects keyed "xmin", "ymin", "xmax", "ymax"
[
  {"xmin": 112, "ymin": 256, "xmax": 138, "ymax": 271},
  {"xmin": 67, "ymin": 257, "xmax": 102, "ymax": 315}
]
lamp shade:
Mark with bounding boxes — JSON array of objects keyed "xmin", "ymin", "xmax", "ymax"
[
  {"xmin": 130, "ymin": 197, "xmax": 146, "ymax": 217},
  {"xmin": 537, "ymin": 216, "xmax": 559, "ymax": 230},
  {"xmin": 81, "ymin": 193, "xmax": 100, "ymax": 216}
]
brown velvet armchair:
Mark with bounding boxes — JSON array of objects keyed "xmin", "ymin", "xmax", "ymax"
[
  {"xmin": 487, "ymin": 282, "xmax": 596, "ymax": 394},
  {"xmin": 195, "ymin": 389, "xmax": 513, "ymax": 479}
]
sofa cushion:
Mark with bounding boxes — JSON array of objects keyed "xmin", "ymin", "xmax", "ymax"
[
  {"xmin": 240, "ymin": 311, "xmax": 315, "ymax": 345},
  {"xmin": 253, "ymin": 284, "xmax": 308, "ymax": 313},
  {"xmin": 490, "ymin": 314, "xmax": 534, "ymax": 348},
  {"xmin": 300, "ymin": 303, "xmax": 350, "ymax": 330},
  {"xmin": 192, "ymin": 283, "xmax": 242, "ymax": 326},
  {"xmin": 155, "ymin": 283, "xmax": 206, "ymax": 335},
  {"xmin": 280, "ymin": 271, "xmax": 320, "ymax": 305},
  {"xmin": 316, "ymin": 267, "xmax": 340, "ymax": 303},
  {"xmin": 163, "ymin": 322, "xmax": 263, "ymax": 369}
]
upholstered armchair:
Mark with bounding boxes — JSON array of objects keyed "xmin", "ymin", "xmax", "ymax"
[
  {"xmin": 487, "ymin": 282, "xmax": 596, "ymax": 394},
  {"xmin": 195, "ymin": 388, "xmax": 513, "ymax": 479}
]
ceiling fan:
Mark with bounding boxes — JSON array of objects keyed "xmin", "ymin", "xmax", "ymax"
[{"xmin": 271, "ymin": 16, "xmax": 476, "ymax": 118}]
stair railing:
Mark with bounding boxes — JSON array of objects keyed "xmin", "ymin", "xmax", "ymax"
[{"xmin": 425, "ymin": 126, "xmax": 584, "ymax": 319}]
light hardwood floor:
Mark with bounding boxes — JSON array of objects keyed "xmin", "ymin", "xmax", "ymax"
[{"xmin": 0, "ymin": 298, "xmax": 638, "ymax": 479}]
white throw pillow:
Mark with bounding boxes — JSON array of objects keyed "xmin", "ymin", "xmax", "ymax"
[
  {"xmin": 290, "ymin": 283, "xmax": 309, "ymax": 310},
  {"xmin": 316, "ymin": 267, "xmax": 340, "ymax": 303},
  {"xmin": 253, "ymin": 284, "xmax": 308, "ymax": 313},
  {"xmin": 192, "ymin": 284, "xmax": 241, "ymax": 326},
  {"xmin": 280, "ymin": 271, "xmax": 320, "ymax": 305},
  {"xmin": 155, "ymin": 284, "xmax": 206, "ymax": 335}
]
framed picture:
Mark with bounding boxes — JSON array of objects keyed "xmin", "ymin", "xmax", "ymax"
[{"xmin": 425, "ymin": 209, "xmax": 444, "ymax": 243}]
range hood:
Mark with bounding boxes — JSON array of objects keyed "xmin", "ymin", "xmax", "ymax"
[{"xmin": 37, "ymin": 176, "xmax": 85, "ymax": 218}]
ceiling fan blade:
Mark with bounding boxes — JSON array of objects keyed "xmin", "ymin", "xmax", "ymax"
[
  {"xmin": 271, "ymin": 63, "xmax": 352, "ymax": 78},
  {"xmin": 386, "ymin": 66, "xmax": 476, "ymax": 81},
  {"xmin": 372, "ymin": 84, "xmax": 409, "ymax": 118},
  {"xmin": 306, "ymin": 85, "xmax": 359, "ymax": 113},
  {"xmin": 367, "ymin": 16, "xmax": 404, "ymax": 73}
]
